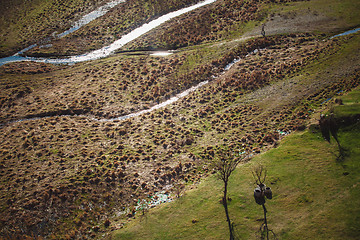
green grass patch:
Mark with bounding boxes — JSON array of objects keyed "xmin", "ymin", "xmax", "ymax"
[
  {"xmin": 110, "ymin": 89, "xmax": 360, "ymax": 240},
  {"xmin": 332, "ymin": 87, "xmax": 360, "ymax": 117}
]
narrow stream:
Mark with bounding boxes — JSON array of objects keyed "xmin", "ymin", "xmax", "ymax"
[
  {"xmin": 330, "ymin": 27, "xmax": 360, "ymax": 39},
  {"xmin": 3, "ymin": 80, "xmax": 211, "ymax": 126},
  {"xmin": 0, "ymin": 0, "xmax": 125, "ymax": 66},
  {"xmin": 95, "ymin": 80, "xmax": 209, "ymax": 122},
  {"xmin": 0, "ymin": 0, "xmax": 216, "ymax": 66},
  {"xmin": 56, "ymin": 0, "xmax": 125, "ymax": 39}
]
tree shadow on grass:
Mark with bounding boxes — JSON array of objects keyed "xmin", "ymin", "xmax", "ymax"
[{"xmin": 333, "ymin": 145, "xmax": 350, "ymax": 163}]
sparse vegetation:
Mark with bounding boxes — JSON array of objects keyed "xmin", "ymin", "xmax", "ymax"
[{"xmin": 0, "ymin": 0, "xmax": 359, "ymax": 239}]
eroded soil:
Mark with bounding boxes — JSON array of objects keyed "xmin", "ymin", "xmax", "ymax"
[{"xmin": 0, "ymin": 0, "xmax": 359, "ymax": 239}]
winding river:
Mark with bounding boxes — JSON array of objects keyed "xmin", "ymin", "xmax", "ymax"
[
  {"xmin": 1, "ymin": 0, "xmax": 359, "ymax": 126},
  {"xmin": 0, "ymin": 0, "xmax": 126, "ymax": 66},
  {"xmin": 1, "ymin": 0, "xmax": 359, "ymax": 67},
  {"xmin": 1, "ymin": 0, "xmax": 218, "ymax": 126},
  {"xmin": 0, "ymin": 0, "xmax": 216, "ymax": 66}
]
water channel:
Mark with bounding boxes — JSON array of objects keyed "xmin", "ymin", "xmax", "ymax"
[
  {"xmin": 0, "ymin": 0, "xmax": 216, "ymax": 66},
  {"xmin": 0, "ymin": 0, "xmax": 218, "ymax": 126}
]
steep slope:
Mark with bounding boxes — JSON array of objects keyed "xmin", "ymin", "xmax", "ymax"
[{"xmin": 0, "ymin": 0, "xmax": 359, "ymax": 239}]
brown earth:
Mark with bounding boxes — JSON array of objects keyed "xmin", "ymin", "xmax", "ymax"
[
  {"xmin": 0, "ymin": 0, "xmax": 359, "ymax": 239},
  {"xmin": 0, "ymin": 0, "xmax": 113, "ymax": 57}
]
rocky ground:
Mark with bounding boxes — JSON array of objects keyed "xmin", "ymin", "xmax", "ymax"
[{"xmin": 0, "ymin": 0, "xmax": 359, "ymax": 239}]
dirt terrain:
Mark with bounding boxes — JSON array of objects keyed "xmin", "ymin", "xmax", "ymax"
[
  {"xmin": 0, "ymin": 0, "xmax": 115, "ymax": 57},
  {"xmin": 0, "ymin": 0, "xmax": 359, "ymax": 239}
]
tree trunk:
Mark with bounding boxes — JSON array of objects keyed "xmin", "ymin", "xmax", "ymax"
[
  {"xmin": 223, "ymin": 181, "xmax": 234, "ymax": 240},
  {"xmin": 262, "ymin": 204, "xmax": 269, "ymax": 240}
]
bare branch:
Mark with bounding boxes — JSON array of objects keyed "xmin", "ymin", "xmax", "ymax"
[
  {"xmin": 209, "ymin": 146, "xmax": 246, "ymax": 240},
  {"xmin": 252, "ymin": 164, "xmax": 267, "ymax": 186}
]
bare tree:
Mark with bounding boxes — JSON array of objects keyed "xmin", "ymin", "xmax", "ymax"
[
  {"xmin": 212, "ymin": 147, "xmax": 245, "ymax": 240},
  {"xmin": 252, "ymin": 164, "xmax": 267, "ymax": 187},
  {"xmin": 173, "ymin": 178, "xmax": 185, "ymax": 199},
  {"xmin": 252, "ymin": 164, "xmax": 276, "ymax": 240}
]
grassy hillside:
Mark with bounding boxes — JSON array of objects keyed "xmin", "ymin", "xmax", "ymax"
[
  {"xmin": 125, "ymin": 0, "xmax": 360, "ymax": 50},
  {"xmin": 0, "ymin": 0, "xmax": 359, "ymax": 239},
  {"xmin": 24, "ymin": 0, "xmax": 200, "ymax": 57},
  {"xmin": 1, "ymin": 0, "xmax": 359, "ymax": 57},
  {"xmin": 111, "ymin": 88, "xmax": 360, "ymax": 240}
]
